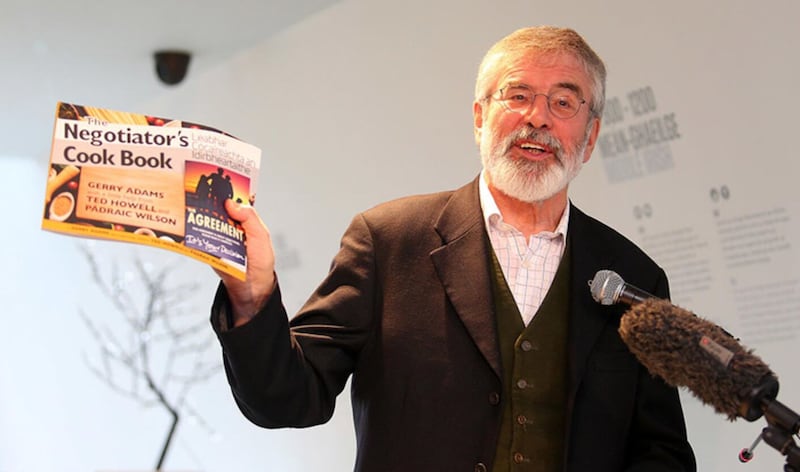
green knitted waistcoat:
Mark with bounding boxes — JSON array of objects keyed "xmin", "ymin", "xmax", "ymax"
[{"xmin": 489, "ymin": 247, "xmax": 571, "ymax": 472}]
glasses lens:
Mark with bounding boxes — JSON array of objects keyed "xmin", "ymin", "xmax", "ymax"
[
  {"xmin": 548, "ymin": 93, "xmax": 582, "ymax": 119},
  {"xmin": 497, "ymin": 87, "xmax": 531, "ymax": 113}
]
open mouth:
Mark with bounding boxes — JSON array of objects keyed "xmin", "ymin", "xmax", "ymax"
[
  {"xmin": 519, "ymin": 142, "xmax": 548, "ymax": 152},
  {"xmin": 514, "ymin": 140, "xmax": 554, "ymax": 159}
]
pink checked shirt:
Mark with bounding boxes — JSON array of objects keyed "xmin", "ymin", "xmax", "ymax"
[{"xmin": 479, "ymin": 173, "xmax": 569, "ymax": 326}]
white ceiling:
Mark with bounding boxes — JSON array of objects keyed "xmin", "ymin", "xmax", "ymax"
[{"xmin": 1, "ymin": 0, "xmax": 339, "ymax": 161}]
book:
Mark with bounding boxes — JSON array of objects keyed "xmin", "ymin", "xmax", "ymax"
[{"xmin": 42, "ymin": 102, "xmax": 261, "ymax": 280}]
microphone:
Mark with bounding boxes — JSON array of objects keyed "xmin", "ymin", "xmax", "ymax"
[
  {"xmin": 589, "ymin": 269, "xmax": 778, "ymax": 420},
  {"xmin": 590, "ymin": 270, "xmax": 800, "ymax": 465},
  {"xmin": 621, "ymin": 297, "xmax": 776, "ymax": 421},
  {"xmin": 589, "ymin": 269, "xmax": 654, "ymax": 305}
]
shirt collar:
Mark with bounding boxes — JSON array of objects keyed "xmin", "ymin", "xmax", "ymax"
[{"xmin": 479, "ymin": 170, "xmax": 570, "ymax": 238}]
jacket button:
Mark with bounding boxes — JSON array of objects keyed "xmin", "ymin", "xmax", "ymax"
[
  {"xmin": 474, "ymin": 463, "xmax": 487, "ymax": 472},
  {"xmin": 513, "ymin": 452, "xmax": 525, "ymax": 464},
  {"xmin": 488, "ymin": 392, "xmax": 500, "ymax": 405}
]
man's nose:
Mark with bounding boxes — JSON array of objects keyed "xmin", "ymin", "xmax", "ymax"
[{"xmin": 523, "ymin": 94, "xmax": 552, "ymax": 129}]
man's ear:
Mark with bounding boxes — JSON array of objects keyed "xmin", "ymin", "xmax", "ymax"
[
  {"xmin": 582, "ymin": 116, "xmax": 601, "ymax": 163},
  {"xmin": 473, "ymin": 101, "xmax": 484, "ymax": 146}
]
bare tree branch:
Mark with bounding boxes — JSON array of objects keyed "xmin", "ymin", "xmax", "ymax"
[{"xmin": 78, "ymin": 244, "xmax": 220, "ymax": 470}]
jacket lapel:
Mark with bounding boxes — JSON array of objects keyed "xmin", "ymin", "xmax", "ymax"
[
  {"xmin": 427, "ymin": 189, "xmax": 617, "ymax": 389},
  {"xmin": 565, "ymin": 204, "xmax": 616, "ymax": 404},
  {"xmin": 430, "ymin": 178, "xmax": 502, "ymax": 380}
]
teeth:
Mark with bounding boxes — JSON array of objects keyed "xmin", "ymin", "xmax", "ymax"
[{"xmin": 520, "ymin": 143, "xmax": 545, "ymax": 152}]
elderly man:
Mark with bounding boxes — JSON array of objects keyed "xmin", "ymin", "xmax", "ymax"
[{"xmin": 212, "ymin": 26, "xmax": 696, "ymax": 472}]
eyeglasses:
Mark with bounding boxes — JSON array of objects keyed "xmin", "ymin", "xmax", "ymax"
[{"xmin": 488, "ymin": 85, "xmax": 586, "ymax": 120}]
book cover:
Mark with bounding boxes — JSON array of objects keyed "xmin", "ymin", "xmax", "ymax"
[{"xmin": 42, "ymin": 102, "xmax": 261, "ymax": 280}]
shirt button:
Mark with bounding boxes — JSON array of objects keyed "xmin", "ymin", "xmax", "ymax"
[
  {"xmin": 488, "ymin": 392, "xmax": 501, "ymax": 405},
  {"xmin": 520, "ymin": 340, "xmax": 533, "ymax": 351},
  {"xmin": 516, "ymin": 379, "xmax": 528, "ymax": 389},
  {"xmin": 474, "ymin": 463, "xmax": 487, "ymax": 472},
  {"xmin": 513, "ymin": 452, "xmax": 525, "ymax": 464}
]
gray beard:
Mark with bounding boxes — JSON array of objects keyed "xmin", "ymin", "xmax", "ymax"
[{"xmin": 481, "ymin": 126, "xmax": 590, "ymax": 203}]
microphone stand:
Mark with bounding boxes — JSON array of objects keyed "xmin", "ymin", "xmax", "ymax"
[{"xmin": 739, "ymin": 376, "xmax": 800, "ymax": 471}]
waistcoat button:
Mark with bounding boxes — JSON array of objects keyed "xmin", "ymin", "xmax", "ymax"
[{"xmin": 488, "ymin": 392, "xmax": 501, "ymax": 405}]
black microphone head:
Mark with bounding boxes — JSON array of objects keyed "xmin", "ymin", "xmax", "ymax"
[
  {"xmin": 620, "ymin": 298, "xmax": 775, "ymax": 421},
  {"xmin": 590, "ymin": 269, "xmax": 623, "ymax": 305}
]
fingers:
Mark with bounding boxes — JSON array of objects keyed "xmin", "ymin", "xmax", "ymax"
[{"xmin": 216, "ymin": 199, "xmax": 277, "ymax": 324}]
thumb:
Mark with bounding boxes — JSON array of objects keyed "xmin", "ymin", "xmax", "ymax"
[
  {"xmin": 225, "ymin": 198, "xmax": 254, "ymax": 223},
  {"xmin": 225, "ymin": 199, "xmax": 267, "ymax": 237},
  {"xmin": 216, "ymin": 198, "xmax": 276, "ymax": 322}
]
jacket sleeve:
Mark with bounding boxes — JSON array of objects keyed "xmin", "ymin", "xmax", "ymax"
[{"xmin": 210, "ymin": 213, "xmax": 378, "ymax": 428}]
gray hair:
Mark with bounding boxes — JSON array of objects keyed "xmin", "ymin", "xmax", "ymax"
[{"xmin": 475, "ymin": 26, "xmax": 607, "ymax": 119}]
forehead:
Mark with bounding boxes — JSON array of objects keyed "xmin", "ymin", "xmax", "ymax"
[{"xmin": 493, "ymin": 52, "xmax": 591, "ymax": 95}]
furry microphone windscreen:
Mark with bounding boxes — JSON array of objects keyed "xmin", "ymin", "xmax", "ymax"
[{"xmin": 619, "ymin": 298, "xmax": 774, "ymax": 421}]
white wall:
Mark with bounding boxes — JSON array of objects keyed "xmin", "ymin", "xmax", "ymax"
[{"xmin": 3, "ymin": 0, "xmax": 799, "ymax": 470}]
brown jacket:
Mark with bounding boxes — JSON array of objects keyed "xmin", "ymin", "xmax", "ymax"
[{"xmin": 212, "ymin": 177, "xmax": 695, "ymax": 471}]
